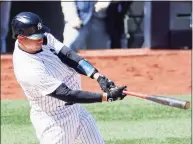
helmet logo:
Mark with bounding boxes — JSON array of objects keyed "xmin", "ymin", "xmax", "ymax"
[{"xmin": 37, "ymin": 23, "xmax": 42, "ymax": 30}]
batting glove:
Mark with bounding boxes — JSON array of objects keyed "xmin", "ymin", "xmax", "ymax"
[
  {"xmin": 97, "ymin": 74, "xmax": 116, "ymax": 93},
  {"xmin": 106, "ymin": 86, "xmax": 127, "ymax": 102}
]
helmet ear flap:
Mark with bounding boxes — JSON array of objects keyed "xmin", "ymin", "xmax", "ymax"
[
  {"xmin": 16, "ymin": 29, "xmax": 23, "ymax": 35},
  {"xmin": 12, "ymin": 29, "xmax": 23, "ymax": 39}
]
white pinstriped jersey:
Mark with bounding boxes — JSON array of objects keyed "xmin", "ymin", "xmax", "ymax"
[
  {"xmin": 13, "ymin": 33, "xmax": 81, "ymax": 112},
  {"xmin": 13, "ymin": 33, "xmax": 105, "ymax": 144}
]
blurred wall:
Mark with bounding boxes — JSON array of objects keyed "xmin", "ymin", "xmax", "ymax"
[
  {"xmin": 6, "ymin": 1, "xmax": 64, "ymax": 53},
  {"xmin": 125, "ymin": 2, "xmax": 144, "ymax": 48},
  {"xmin": 169, "ymin": 1, "xmax": 192, "ymax": 48},
  {"xmin": 123, "ymin": 1, "xmax": 192, "ymax": 49},
  {"xmin": 143, "ymin": 1, "xmax": 192, "ymax": 49}
]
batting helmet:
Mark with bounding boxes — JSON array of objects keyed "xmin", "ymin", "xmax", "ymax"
[{"xmin": 11, "ymin": 12, "xmax": 50, "ymax": 40}]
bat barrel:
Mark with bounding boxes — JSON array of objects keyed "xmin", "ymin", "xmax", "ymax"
[
  {"xmin": 184, "ymin": 102, "xmax": 190, "ymax": 109},
  {"xmin": 147, "ymin": 95, "xmax": 190, "ymax": 109}
]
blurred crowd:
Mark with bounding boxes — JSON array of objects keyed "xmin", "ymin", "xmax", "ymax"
[{"xmin": 0, "ymin": 1, "xmax": 132, "ymax": 53}]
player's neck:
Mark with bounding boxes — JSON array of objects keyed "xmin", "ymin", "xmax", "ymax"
[{"xmin": 18, "ymin": 42, "xmax": 43, "ymax": 54}]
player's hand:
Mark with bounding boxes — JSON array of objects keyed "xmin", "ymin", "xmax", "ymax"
[
  {"xmin": 105, "ymin": 86, "xmax": 127, "ymax": 102},
  {"xmin": 94, "ymin": 2, "xmax": 111, "ymax": 12},
  {"xmin": 97, "ymin": 74, "xmax": 116, "ymax": 93},
  {"xmin": 69, "ymin": 18, "xmax": 83, "ymax": 29}
]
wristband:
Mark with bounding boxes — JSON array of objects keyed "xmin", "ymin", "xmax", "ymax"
[
  {"xmin": 102, "ymin": 93, "xmax": 108, "ymax": 102},
  {"xmin": 77, "ymin": 59, "xmax": 98, "ymax": 78}
]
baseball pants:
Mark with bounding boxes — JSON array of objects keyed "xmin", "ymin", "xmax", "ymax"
[{"xmin": 30, "ymin": 104, "xmax": 105, "ymax": 144}]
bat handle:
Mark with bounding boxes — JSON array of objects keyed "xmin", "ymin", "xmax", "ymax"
[{"xmin": 123, "ymin": 90, "xmax": 148, "ymax": 99}]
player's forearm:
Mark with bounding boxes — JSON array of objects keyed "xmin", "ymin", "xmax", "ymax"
[
  {"xmin": 47, "ymin": 83, "xmax": 107, "ymax": 103},
  {"xmin": 92, "ymin": 72, "xmax": 102, "ymax": 80},
  {"xmin": 58, "ymin": 46, "xmax": 99, "ymax": 78}
]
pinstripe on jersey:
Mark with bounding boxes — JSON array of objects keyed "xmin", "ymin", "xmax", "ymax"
[{"xmin": 13, "ymin": 33, "xmax": 105, "ymax": 144}]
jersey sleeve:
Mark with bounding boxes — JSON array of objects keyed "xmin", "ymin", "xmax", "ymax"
[
  {"xmin": 26, "ymin": 64, "xmax": 63, "ymax": 96},
  {"xmin": 46, "ymin": 33, "xmax": 65, "ymax": 54}
]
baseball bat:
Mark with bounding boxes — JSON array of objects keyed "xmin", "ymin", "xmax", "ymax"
[{"xmin": 123, "ymin": 91, "xmax": 190, "ymax": 110}]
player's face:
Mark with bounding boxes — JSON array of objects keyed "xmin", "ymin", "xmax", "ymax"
[
  {"xmin": 19, "ymin": 37, "xmax": 44, "ymax": 53},
  {"xmin": 24, "ymin": 38, "xmax": 43, "ymax": 50}
]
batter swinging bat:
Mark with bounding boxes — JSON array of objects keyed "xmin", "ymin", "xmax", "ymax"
[{"xmin": 123, "ymin": 91, "xmax": 190, "ymax": 110}]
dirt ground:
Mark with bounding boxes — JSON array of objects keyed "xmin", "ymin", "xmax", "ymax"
[{"xmin": 1, "ymin": 49, "xmax": 191, "ymax": 100}]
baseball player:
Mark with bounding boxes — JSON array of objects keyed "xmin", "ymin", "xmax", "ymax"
[{"xmin": 12, "ymin": 12, "xmax": 127, "ymax": 144}]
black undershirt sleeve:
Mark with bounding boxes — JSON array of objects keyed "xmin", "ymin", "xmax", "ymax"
[
  {"xmin": 57, "ymin": 46, "xmax": 84, "ymax": 74},
  {"xmin": 47, "ymin": 83, "xmax": 103, "ymax": 103},
  {"xmin": 57, "ymin": 46, "xmax": 98, "ymax": 78}
]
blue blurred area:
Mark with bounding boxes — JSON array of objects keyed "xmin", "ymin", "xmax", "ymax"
[{"xmin": 0, "ymin": 1, "xmax": 192, "ymax": 54}]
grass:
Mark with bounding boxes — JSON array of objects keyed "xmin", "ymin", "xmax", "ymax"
[{"xmin": 1, "ymin": 95, "xmax": 191, "ymax": 144}]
